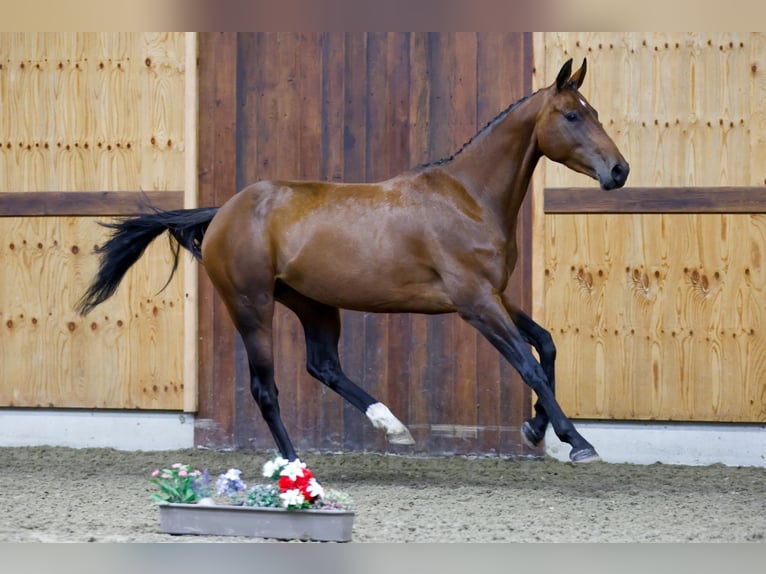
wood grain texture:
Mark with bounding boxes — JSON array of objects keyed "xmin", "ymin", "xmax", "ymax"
[
  {"xmin": 0, "ymin": 191, "xmax": 183, "ymax": 216},
  {"xmin": 212, "ymin": 33, "xmax": 533, "ymax": 455},
  {"xmin": 183, "ymin": 33, "xmax": 199, "ymax": 412},
  {"xmin": 535, "ymin": 33, "xmax": 766, "ymax": 423},
  {"xmin": 0, "ymin": 33, "xmax": 186, "ymax": 193},
  {"xmin": 0, "ymin": 217, "xmax": 185, "ymax": 409},
  {"xmin": 196, "ymin": 32, "xmax": 239, "ymax": 448},
  {"xmin": 545, "ymin": 187, "xmax": 766, "ymax": 214},
  {"xmin": 545, "ymin": 213, "xmax": 766, "ymax": 422},
  {"xmin": 0, "ymin": 33, "xmax": 191, "ymax": 411}
]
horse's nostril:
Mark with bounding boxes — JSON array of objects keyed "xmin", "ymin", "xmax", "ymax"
[{"xmin": 611, "ymin": 162, "xmax": 629, "ymax": 184}]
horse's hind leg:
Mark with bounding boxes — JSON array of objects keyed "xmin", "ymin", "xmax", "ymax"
[
  {"xmin": 506, "ymin": 303, "xmax": 555, "ymax": 449},
  {"xmin": 459, "ymin": 289, "xmax": 598, "ymax": 463},
  {"xmin": 277, "ymin": 283, "xmax": 414, "ymax": 445},
  {"xmin": 230, "ymin": 296, "xmax": 298, "ymax": 460}
]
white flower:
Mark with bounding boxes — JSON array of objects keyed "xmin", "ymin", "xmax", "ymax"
[
  {"xmin": 279, "ymin": 459, "xmax": 307, "ymax": 481},
  {"xmin": 306, "ymin": 478, "xmax": 325, "ymax": 499},
  {"xmin": 279, "ymin": 489, "xmax": 305, "ymax": 508},
  {"xmin": 223, "ymin": 468, "xmax": 242, "ymax": 481},
  {"xmin": 262, "ymin": 456, "xmax": 289, "ymax": 478}
]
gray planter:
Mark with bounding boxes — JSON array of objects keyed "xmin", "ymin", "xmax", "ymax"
[{"xmin": 157, "ymin": 503, "xmax": 355, "ymax": 542}]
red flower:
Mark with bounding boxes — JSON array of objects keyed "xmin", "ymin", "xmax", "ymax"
[
  {"xmin": 278, "ymin": 475, "xmax": 295, "ymax": 492},
  {"xmin": 276, "ymin": 464, "xmax": 320, "ymax": 501}
]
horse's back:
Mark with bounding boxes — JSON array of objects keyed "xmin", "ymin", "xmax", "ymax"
[{"xmin": 202, "ymin": 176, "xmax": 467, "ymax": 312}]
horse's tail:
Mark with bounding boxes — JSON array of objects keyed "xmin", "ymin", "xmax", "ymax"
[{"xmin": 76, "ymin": 207, "xmax": 219, "ymax": 316}]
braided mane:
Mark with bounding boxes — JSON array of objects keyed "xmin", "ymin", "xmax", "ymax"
[{"xmin": 419, "ymin": 90, "xmax": 537, "ymax": 168}]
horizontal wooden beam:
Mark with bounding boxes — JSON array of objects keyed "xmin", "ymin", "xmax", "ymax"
[
  {"xmin": 544, "ymin": 187, "xmax": 766, "ymax": 214},
  {"xmin": 0, "ymin": 191, "xmax": 185, "ymax": 217}
]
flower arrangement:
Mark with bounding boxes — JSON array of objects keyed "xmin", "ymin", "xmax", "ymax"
[
  {"xmin": 149, "ymin": 463, "xmax": 211, "ymax": 504},
  {"xmin": 149, "ymin": 456, "xmax": 354, "ymax": 512}
]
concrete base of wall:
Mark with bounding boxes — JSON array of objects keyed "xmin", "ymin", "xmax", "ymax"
[
  {"xmin": 545, "ymin": 421, "xmax": 766, "ymax": 467},
  {"xmin": 1, "ymin": 410, "xmax": 763, "ymax": 467},
  {"xmin": 0, "ymin": 409, "xmax": 195, "ymax": 451}
]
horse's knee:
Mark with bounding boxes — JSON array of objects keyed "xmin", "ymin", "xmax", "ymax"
[{"xmin": 537, "ymin": 329, "xmax": 557, "ymax": 363}]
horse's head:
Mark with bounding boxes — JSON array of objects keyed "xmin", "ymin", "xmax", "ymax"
[{"xmin": 535, "ymin": 58, "xmax": 629, "ymax": 190}]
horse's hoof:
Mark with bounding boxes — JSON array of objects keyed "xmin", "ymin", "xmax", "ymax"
[
  {"xmin": 521, "ymin": 421, "xmax": 545, "ymax": 448},
  {"xmin": 569, "ymin": 447, "xmax": 601, "ymax": 463},
  {"xmin": 387, "ymin": 428, "xmax": 415, "ymax": 445}
]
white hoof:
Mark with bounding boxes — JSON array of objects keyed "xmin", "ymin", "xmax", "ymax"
[
  {"xmin": 387, "ymin": 427, "xmax": 415, "ymax": 445},
  {"xmin": 366, "ymin": 402, "xmax": 415, "ymax": 445}
]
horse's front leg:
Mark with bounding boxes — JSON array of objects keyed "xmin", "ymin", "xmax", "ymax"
[
  {"xmin": 458, "ymin": 290, "xmax": 599, "ymax": 463},
  {"xmin": 504, "ymin": 300, "xmax": 556, "ymax": 449}
]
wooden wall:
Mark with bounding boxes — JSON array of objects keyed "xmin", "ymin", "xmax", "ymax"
[
  {"xmin": 0, "ymin": 33, "xmax": 194, "ymax": 410},
  {"xmin": 533, "ymin": 33, "xmax": 766, "ymax": 423},
  {"xmin": 196, "ymin": 32, "xmax": 538, "ymax": 456},
  {"xmin": 7, "ymin": 31, "xmax": 758, "ymax": 453}
]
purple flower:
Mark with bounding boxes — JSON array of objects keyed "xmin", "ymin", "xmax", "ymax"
[{"xmin": 216, "ymin": 468, "xmax": 247, "ymax": 498}]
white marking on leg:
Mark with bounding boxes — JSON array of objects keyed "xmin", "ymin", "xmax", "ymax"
[{"xmin": 366, "ymin": 402, "xmax": 415, "ymax": 445}]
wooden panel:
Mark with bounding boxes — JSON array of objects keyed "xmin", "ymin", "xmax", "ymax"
[
  {"xmin": 545, "ymin": 213, "xmax": 766, "ymax": 422},
  {"xmin": 545, "ymin": 187, "xmax": 766, "ymax": 214},
  {"xmin": 0, "ymin": 33, "xmax": 186, "ymax": 192},
  {"xmin": 534, "ymin": 33, "xmax": 759, "ymax": 189},
  {"xmin": 202, "ymin": 33, "xmax": 534, "ymax": 455},
  {"xmin": 0, "ymin": 216, "xmax": 185, "ymax": 408},
  {"xmin": 195, "ymin": 32, "xmax": 239, "ymax": 447},
  {"xmin": 536, "ymin": 33, "xmax": 766, "ymax": 423},
  {"xmin": 337, "ymin": 33, "xmax": 368, "ymax": 451},
  {"xmin": 0, "ymin": 191, "xmax": 184, "ymax": 216},
  {"xmin": 317, "ymin": 32, "xmax": 347, "ymax": 449},
  {"xmin": 0, "ymin": 33, "xmax": 190, "ymax": 411}
]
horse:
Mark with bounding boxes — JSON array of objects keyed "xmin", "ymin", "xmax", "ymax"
[{"xmin": 78, "ymin": 58, "xmax": 629, "ymax": 463}]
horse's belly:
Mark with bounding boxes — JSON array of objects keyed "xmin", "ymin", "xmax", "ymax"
[{"xmin": 278, "ymin": 253, "xmax": 455, "ymax": 314}]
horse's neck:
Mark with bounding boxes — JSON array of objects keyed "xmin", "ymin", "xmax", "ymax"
[{"xmin": 443, "ymin": 95, "xmax": 542, "ymax": 230}]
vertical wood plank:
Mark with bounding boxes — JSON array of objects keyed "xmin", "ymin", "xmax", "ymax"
[
  {"xmin": 196, "ymin": 32, "xmax": 239, "ymax": 447},
  {"xmin": 405, "ymin": 32, "xmax": 432, "ymax": 447},
  {"xmin": 183, "ymin": 32, "xmax": 199, "ymax": 412},
  {"xmin": 360, "ymin": 31, "xmax": 391, "ymax": 453},
  {"xmin": 381, "ymin": 33, "xmax": 413, "ymax": 453},
  {"xmin": 339, "ymin": 32, "xmax": 368, "ymax": 450},
  {"xmin": 423, "ymin": 32, "xmax": 457, "ymax": 453},
  {"xmin": 317, "ymin": 32, "xmax": 347, "ymax": 449},
  {"xmin": 477, "ymin": 31, "xmax": 534, "ymax": 455},
  {"xmin": 230, "ymin": 32, "xmax": 265, "ymax": 449},
  {"xmin": 450, "ymin": 33, "xmax": 480, "ymax": 450},
  {"xmin": 269, "ymin": 33, "xmax": 302, "ymax": 446},
  {"xmin": 293, "ymin": 32, "xmax": 323, "ymax": 449}
]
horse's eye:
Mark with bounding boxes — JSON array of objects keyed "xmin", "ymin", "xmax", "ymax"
[{"xmin": 565, "ymin": 111, "xmax": 579, "ymax": 122}]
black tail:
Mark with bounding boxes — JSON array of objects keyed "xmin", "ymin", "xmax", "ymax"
[{"xmin": 76, "ymin": 207, "xmax": 219, "ymax": 316}]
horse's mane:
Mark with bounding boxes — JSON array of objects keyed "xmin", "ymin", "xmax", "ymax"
[{"xmin": 418, "ymin": 90, "xmax": 538, "ymax": 169}]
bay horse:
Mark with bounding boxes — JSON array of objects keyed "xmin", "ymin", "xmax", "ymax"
[{"xmin": 78, "ymin": 59, "xmax": 628, "ymax": 463}]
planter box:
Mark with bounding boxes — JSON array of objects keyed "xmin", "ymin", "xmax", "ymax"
[{"xmin": 157, "ymin": 503, "xmax": 355, "ymax": 542}]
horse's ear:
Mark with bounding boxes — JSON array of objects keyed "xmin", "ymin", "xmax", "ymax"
[
  {"xmin": 555, "ymin": 59, "xmax": 574, "ymax": 91},
  {"xmin": 568, "ymin": 58, "xmax": 587, "ymax": 90}
]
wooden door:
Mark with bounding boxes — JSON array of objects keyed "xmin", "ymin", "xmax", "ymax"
[
  {"xmin": 0, "ymin": 33, "xmax": 195, "ymax": 411},
  {"xmin": 195, "ymin": 32, "xmax": 538, "ymax": 456}
]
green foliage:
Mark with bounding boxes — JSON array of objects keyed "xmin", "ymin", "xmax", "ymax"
[
  {"xmin": 149, "ymin": 463, "xmax": 210, "ymax": 504},
  {"xmin": 244, "ymin": 484, "xmax": 280, "ymax": 508}
]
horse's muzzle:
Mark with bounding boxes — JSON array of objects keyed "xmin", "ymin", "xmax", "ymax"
[{"xmin": 608, "ymin": 162, "xmax": 629, "ymax": 189}]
